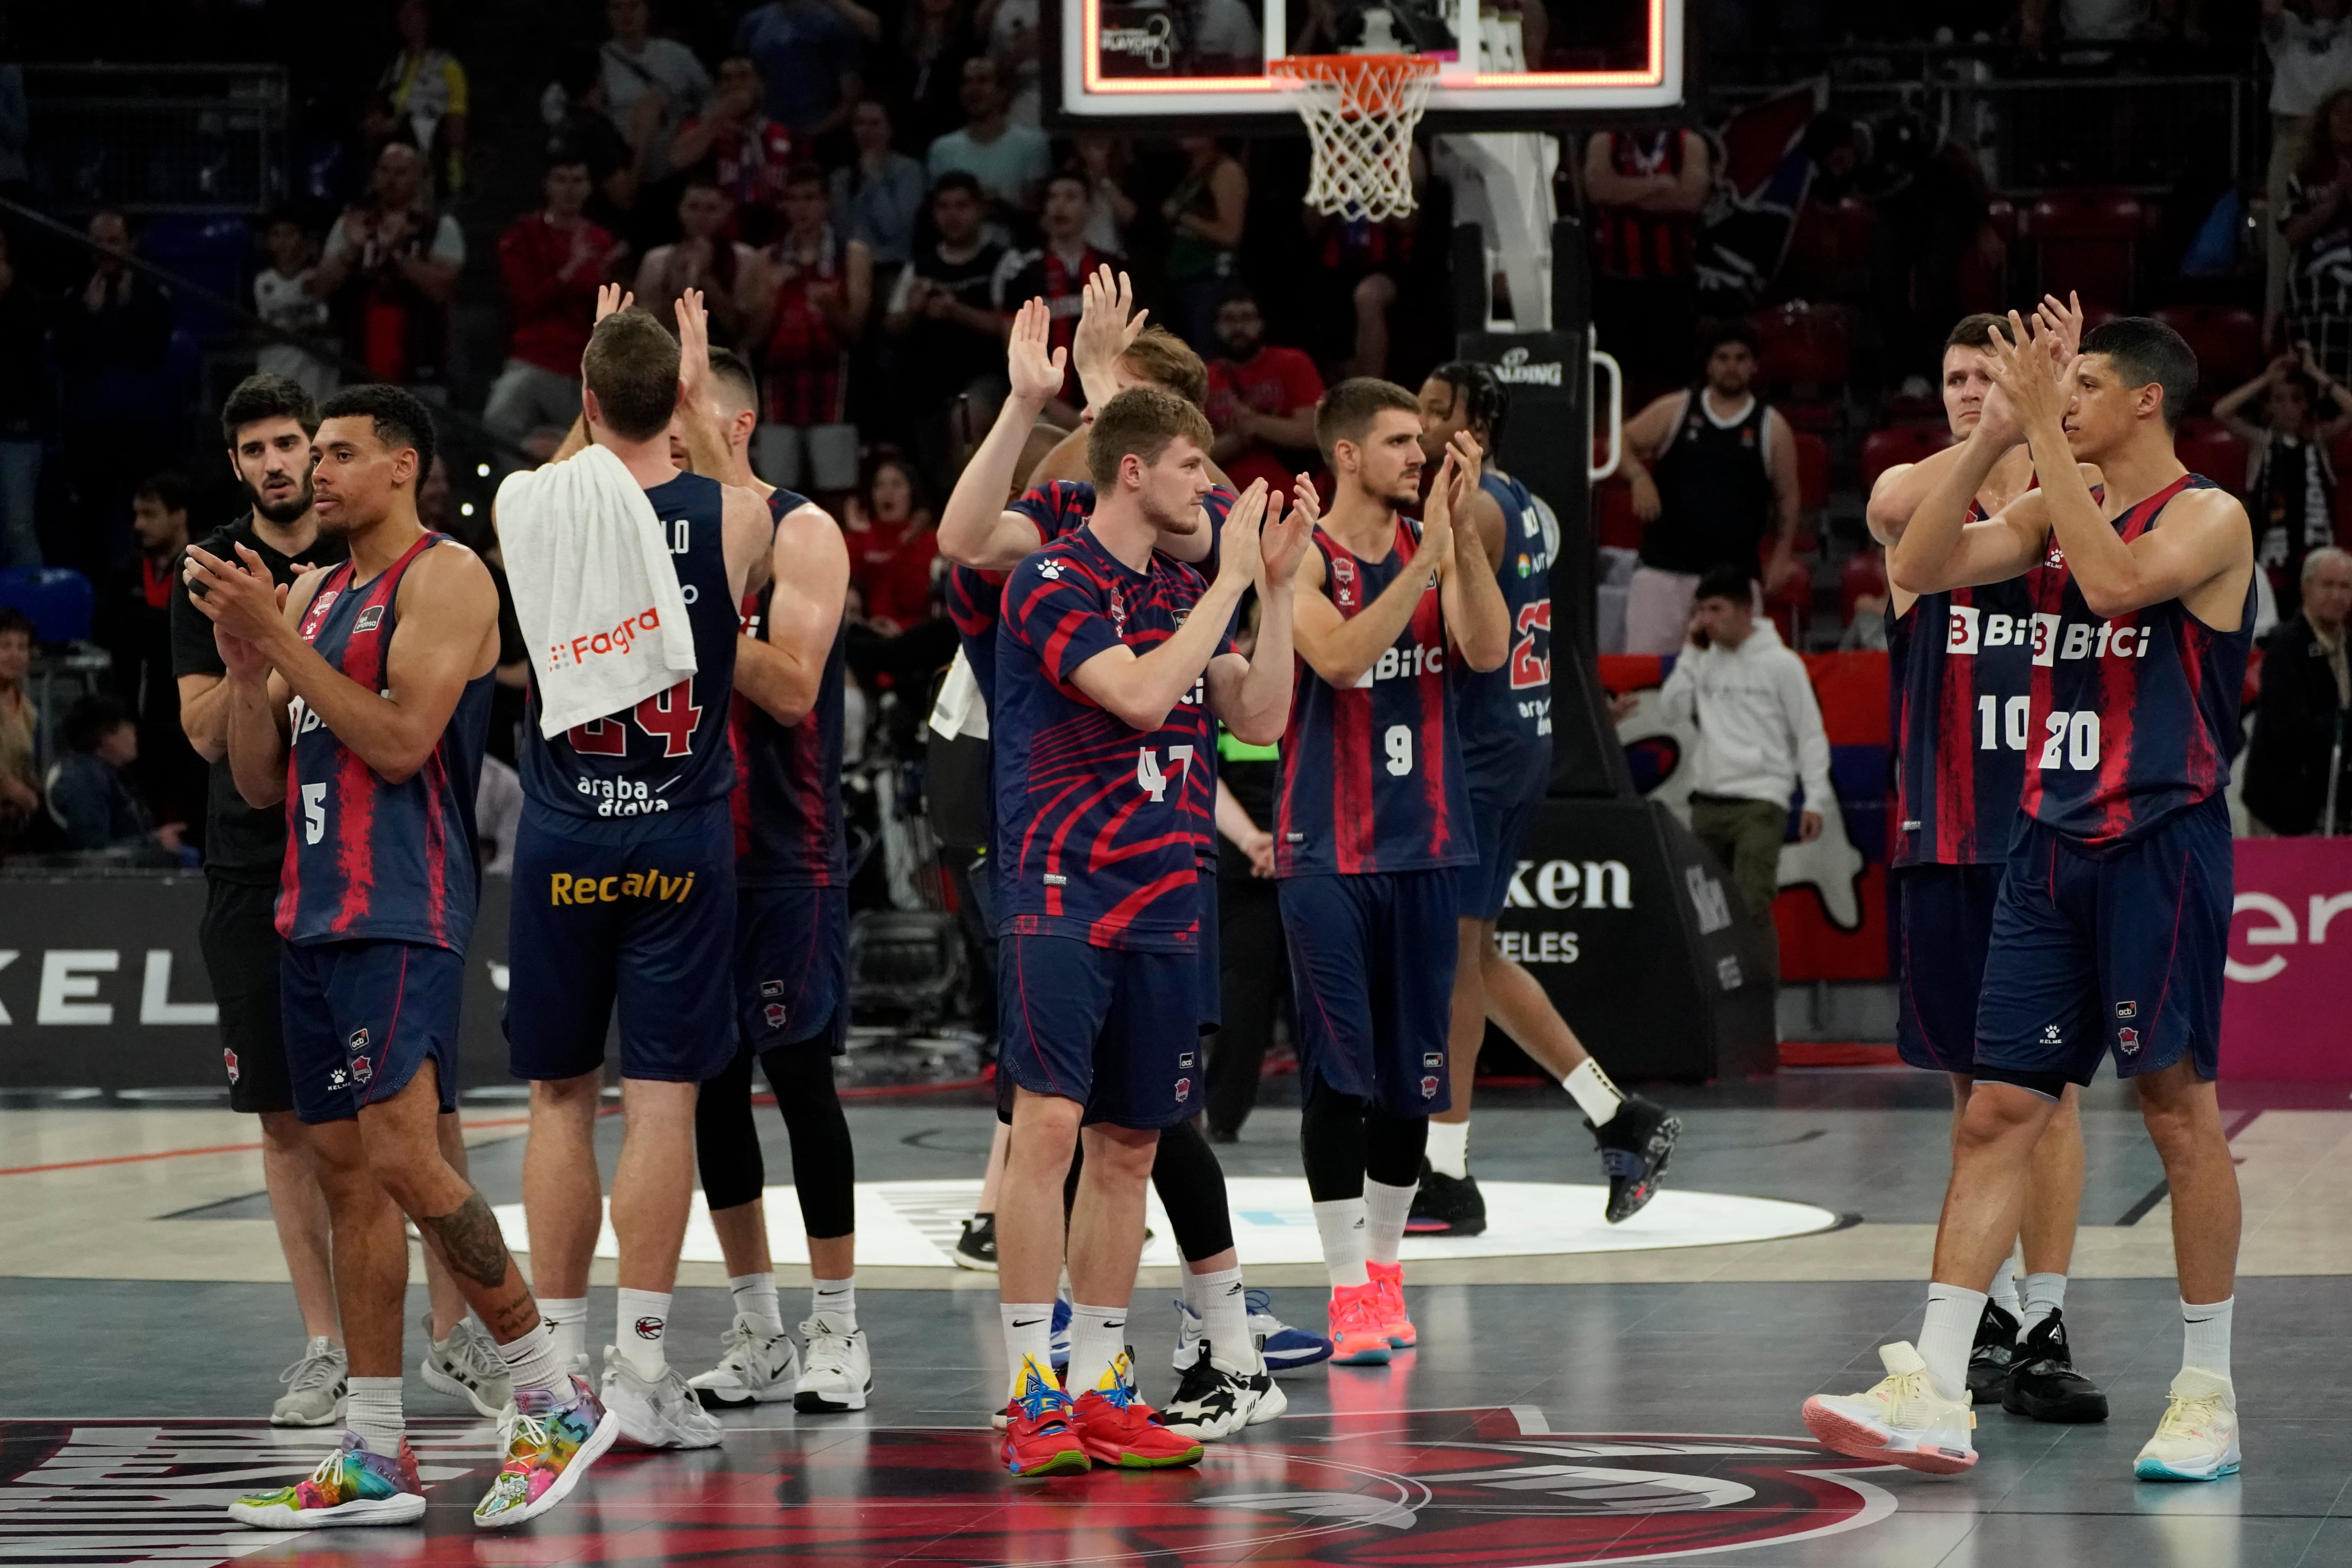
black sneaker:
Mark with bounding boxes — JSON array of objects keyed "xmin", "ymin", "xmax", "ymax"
[
  {"xmin": 1158, "ymin": 1341, "xmax": 1251, "ymax": 1440},
  {"xmin": 953, "ymin": 1213, "xmax": 997, "ymax": 1272},
  {"xmin": 1406, "ymin": 1159, "xmax": 1487, "ymax": 1236},
  {"xmin": 1966, "ymin": 1301, "xmax": 2019, "ymax": 1405},
  {"xmin": 2002, "ymin": 1309, "xmax": 2109, "ymax": 1423},
  {"xmin": 1591, "ymin": 1095, "xmax": 1682, "ymax": 1223}
]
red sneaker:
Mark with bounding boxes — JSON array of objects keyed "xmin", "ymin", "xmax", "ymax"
[
  {"xmin": 1327, "ymin": 1281, "xmax": 1393, "ymax": 1365},
  {"xmin": 1069, "ymin": 1352, "xmax": 1203, "ymax": 1470},
  {"xmin": 1367, "ymin": 1260, "xmax": 1417, "ymax": 1349},
  {"xmin": 999, "ymin": 1354, "xmax": 1090, "ymax": 1479}
]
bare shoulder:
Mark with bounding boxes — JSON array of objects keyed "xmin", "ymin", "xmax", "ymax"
[
  {"xmin": 402, "ymin": 539, "xmax": 496, "ymax": 607},
  {"xmin": 2166, "ymin": 484, "xmax": 2254, "ymax": 546},
  {"xmin": 774, "ymin": 499, "xmax": 849, "ymax": 570}
]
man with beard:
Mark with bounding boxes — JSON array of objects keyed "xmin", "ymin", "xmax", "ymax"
[{"xmin": 1204, "ymin": 286, "xmax": 1323, "ymax": 505}]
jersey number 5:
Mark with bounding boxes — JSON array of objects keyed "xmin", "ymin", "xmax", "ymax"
[
  {"xmin": 568, "ymin": 680, "xmax": 701, "ymax": 759},
  {"xmin": 1136, "ymin": 744, "xmax": 1195, "ymax": 802},
  {"xmin": 302, "ymin": 783, "xmax": 326, "ymax": 845},
  {"xmin": 1509, "ymin": 601, "xmax": 1552, "ymax": 691}
]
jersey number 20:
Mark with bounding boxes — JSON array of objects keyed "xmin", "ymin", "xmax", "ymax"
[{"xmin": 568, "ymin": 680, "xmax": 701, "ymax": 759}]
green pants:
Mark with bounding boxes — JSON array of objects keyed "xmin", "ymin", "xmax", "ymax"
[{"xmin": 1689, "ymin": 794, "xmax": 1786, "ymax": 976}]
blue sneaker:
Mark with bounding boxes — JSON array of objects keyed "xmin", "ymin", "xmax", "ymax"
[
  {"xmin": 1049, "ymin": 1296, "xmax": 1072, "ymax": 1374},
  {"xmin": 1172, "ymin": 1291, "xmax": 1335, "ymax": 1372}
]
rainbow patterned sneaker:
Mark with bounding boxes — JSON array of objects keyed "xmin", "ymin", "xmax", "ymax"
[
  {"xmin": 1367, "ymin": 1260, "xmax": 1417, "ymax": 1349},
  {"xmin": 1001, "ymin": 1353, "xmax": 1090, "ymax": 1479},
  {"xmin": 227, "ymin": 1431, "xmax": 426, "ymax": 1528},
  {"xmin": 1069, "ymin": 1351, "xmax": 1203, "ymax": 1470},
  {"xmin": 474, "ymin": 1374, "xmax": 621, "ymax": 1529}
]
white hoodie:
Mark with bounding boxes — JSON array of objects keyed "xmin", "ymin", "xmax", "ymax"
[{"xmin": 1656, "ymin": 618, "xmax": 1832, "ymax": 812}]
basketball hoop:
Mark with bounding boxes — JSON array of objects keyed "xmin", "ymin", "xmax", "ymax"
[{"xmin": 1269, "ymin": 54, "xmax": 1439, "ymax": 223}]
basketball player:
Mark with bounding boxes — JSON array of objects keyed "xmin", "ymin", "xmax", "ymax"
[
  {"xmin": 190, "ymin": 386, "xmax": 613, "ymax": 1529},
  {"xmin": 1408, "ymin": 362, "xmax": 1682, "ymax": 1237},
  {"xmin": 992, "ymin": 388, "xmax": 1309, "ymax": 1476},
  {"xmin": 1280, "ymin": 380, "xmax": 1510, "ymax": 1364},
  {"xmin": 1864, "ymin": 301, "xmax": 2106, "ymax": 1423},
  {"xmin": 1804, "ymin": 316, "xmax": 2253, "ymax": 1482},
  {"xmin": 657, "ymin": 313, "xmax": 869, "ymax": 1414},
  {"xmin": 501, "ymin": 297, "xmax": 773, "ymax": 1449}
]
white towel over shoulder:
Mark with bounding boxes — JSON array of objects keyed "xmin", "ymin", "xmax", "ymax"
[{"xmin": 497, "ymin": 444, "xmax": 699, "ymax": 738}]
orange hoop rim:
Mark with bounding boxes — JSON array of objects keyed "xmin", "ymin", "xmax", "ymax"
[{"xmin": 1267, "ymin": 52, "xmax": 1441, "ymax": 87}]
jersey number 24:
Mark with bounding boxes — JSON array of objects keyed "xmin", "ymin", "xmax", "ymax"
[{"xmin": 568, "ymin": 680, "xmax": 701, "ymax": 759}]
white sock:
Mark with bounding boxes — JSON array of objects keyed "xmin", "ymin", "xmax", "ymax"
[
  {"xmin": 1425, "ymin": 1119, "xmax": 1470, "ymax": 1179},
  {"xmin": 536, "ymin": 1296, "xmax": 588, "ymax": 1370},
  {"xmin": 1988, "ymin": 1252, "xmax": 2021, "ymax": 1319},
  {"xmin": 729, "ymin": 1273, "xmax": 784, "ymax": 1336},
  {"xmin": 1187, "ymin": 1265, "xmax": 1252, "ymax": 1369},
  {"xmin": 1919, "ymin": 1284, "xmax": 1989, "ymax": 1403},
  {"xmin": 1065, "ymin": 1301, "xmax": 1129, "ymax": 1395},
  {"xmin": 2181, "ymin": 1297, "xmax": 2233, "ymax": 1379},
  {"xmin": 614, "ymin": 1288, "xmax": 671, "ymax": 1380},
  {"xmin": 497, "ymin": 1315, "xmax": 573, "ymax": 1398},
  {"xmin": 1363, "ymin": 1177, "xmax": 1417, "ymax": 1268},
  {"xmin": 345, "ymin": 1375, "xmax": 405, "ymax": 1457},
  {"xmin": 811, "ymin": 1275, "xmax": 857, "ymax": 1332},
  {"xmin": 1000, "ymin": 1301, "xmax": 1055, "ymax": 1401},
  {"xmin": 1564, "ymin": 1059, "xmax": 1623, "ymax": 1126},
  {"xmin": 1312, "ymin": 1197, "xmax": 1369, "ymax": 1288},
  {"xmin": 2020, "ymin": 1273, "xmax": 2066, "ymax": 1337}
]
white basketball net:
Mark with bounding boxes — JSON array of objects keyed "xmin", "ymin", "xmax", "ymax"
[{"xmin": 1270, "ymin": 54, "xmax": 1439, "ymax": 223}]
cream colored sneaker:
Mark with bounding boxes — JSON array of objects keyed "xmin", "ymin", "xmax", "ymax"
[
  {"xmin": 2134, "ymin": 1368, "xmax": 2240, "ymax": 1482},
  {"xmin": 1801, "ymin": 1341, "xmax": 1977, "ymax": 1475}
]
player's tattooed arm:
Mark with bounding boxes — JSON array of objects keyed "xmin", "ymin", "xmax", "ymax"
[{"xmin": 416, "ymin": 1190, "xmax": 517, "ymax": 1291}]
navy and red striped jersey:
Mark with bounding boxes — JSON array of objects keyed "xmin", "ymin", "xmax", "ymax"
[
  {"xmin": 518, "ymin": 470, "xmax": 739, "ymax": 834},
  {"xmin": 1452, "ymin": 472, "xmax": 1557, "ymax": 805},
  {"xmin": 278, "ymin": 532, "xmax": 492, "ymax": 951},
  {"xmin": 731, "ymin": 487, "xmax": 845, "ymax": 887},
  {"xmin": 992, "ymin": 525, "xmax": 1227, "ymax": 950},
  {"xmin": 2020, "ymin": 474, "xmax": 2255, "ymax": 844},
  {"xmin": 1277, "ymin": 520, "xmax": 1476, "ymax": 878}
]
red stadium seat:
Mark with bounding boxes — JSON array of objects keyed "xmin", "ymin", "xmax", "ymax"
[
  {"xmin": 1839, "ymin": 548, "xmax": 1889, "ymax": 627},
  {"xmin": 2026, "ymin": 190, "xmax": 2145, "ymax": 312},
  {"xmin": 1594, "ymin": 474, "xmax": 1642, "ymax": 551},
  {"xmin": 2173, "ymin": 424, "xmax": 2248, "ymax": 495},
  {"xmin": 1750, "ymin": 302, "xmax": 1850, "ymax": 433},
  {"xmin": 1859, "ymin": 423, "xmax": 1951, "ymax": 492},
  {"xmin": 2152, "ymin": 304, "xmax": 2265, "ymax": 407},
  {"xmin": 1793, "ymin": 430, "xmax": 1830, "ymax": 513}
]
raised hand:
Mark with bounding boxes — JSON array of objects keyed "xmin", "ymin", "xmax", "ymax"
[
  {"xmin": 675, "ymin": 286, "xmax": 715, "ymax": 406},
  {"xmin": 1257, "ymin": 485, "xmax": 1311, "ymax": 590},
  {"xmin": 2032, "ymin": 289, "xmax": 2086, "ymax": 369},
  {"xmin": 1216, "ymin": 480, "xmax": 1269, "ymax": 591},
  {"xmin": 1984, "ymin": 310, "xmax": 2072, "ymax": 442},
  {"xmin": 1006, "ymin": 297, "xmax": 1068, "ymax": 408},
  {"xmin": 1071, "ymin": 265, "xmax": 1149, "ymax": 403},
  {"xmin": 183, "ymin": 542, "xmax": 286, "ymax": 649},
  {"xmin": 595, "ymin": 282, "xmax": 635, "ymax": 323},
  {"xmin": 1419, "ymin": 447, "xmax": 1459, "ymax": 567},
  {"xmin": 1289, "ymin": 472, "xmax": 1322, "ymax": 531}
]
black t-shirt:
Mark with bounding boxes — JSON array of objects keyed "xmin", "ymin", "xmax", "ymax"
[
  {"xmin": 903, "ymin": 240, "xmax": 1009, "ymax": 406},
  {"xmin": 168, "ymin": 514, "xmax": 350, "ymax": 885}
]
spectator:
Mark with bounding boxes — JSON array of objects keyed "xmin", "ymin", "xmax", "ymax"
[
  {"xmin": 996, "ymin": 171, "xmax": 1118, "ymax": 424},
  {"xmin": 926, "ymin": 57, "xmax": 1051, "ymax": 232},
  {"xmin": 54, "ymin": 209, "xmax": 176, "ymax": 580},
  {"xmin": 2284, "ymin": 87, "xmax": 2352, "ymax": 384},
  {"xmin": 363, "ymin": 0, "xmax": 469, "ymax": 195},
  {"xmin": 1074, "ymin": 135, "xmax": 1136, "ymax": 256},
  {"xmin": 487, "ymin": 156, "xmax": 626, "ymax": 450},
  {"xmin": 736, "ymin": 0, "xmax": 881, "ymax": 143},
  {"xmin": 1655, "ymin": 565, "xmax": 1830, "ymax": 980},
  {"xmin": 1615, "ymin": 322, "xmax": 1801, "ymax": 655},
  {"xmin": 751, "ymin": 164, "xmax": 873, "ymax": 497},
  {"xmin": 884, "ymin": 173, "xmax": 1012, "ymax": 485},
  {"xmin": 883, "ymin": 0, "xmax": 982, "ymax": 151},
  {"xmin": 978, "ymin": 0, "xmax": 1043, "ymax": 125},
  {"xmin": 831, "ymin": 98, "xmax": 928, "ymax": 270},
  {"xmin": 48, "ymin": 693, "xmax": 176, "ymax": 858},
  {"xmin": 313, "ymin": 142, "xmax": 464, "ymax": 396},
  {"xmin": 1203, "ymin": 605, "xmax": 1286, "ymax": 1140},
  {"xmin": 0, "ymin": 228, "xmax": 44, "ymax": 566},
  {"xmin": 2212, "ymin": 346, "xmax": 2352, "ymax": 622},
  {"xmin": 598, "ymin": 0, "xmax": 712, "ymax": 181},
  {"xmin": 2264, "ymin": 0, "xmax": 2352, "ymax": 330},
  {"xmin": 1303, "ymin": 207, "xmax": 1419, "ymax": 381},
  {"xmin": 846, "ymin": 452, "xmax": 940, "ymax": 632},
  {"xmin": 668, "ymin": 55, "xmax": 794, "ymax": 246},
  {"xmin": 252, "ymin": 211, "xmax": 338, "ymax": 405},
  {"xmin": 635, "ymin": 178, "xmax": 762, "ymax": 346},
  {"xmin": 1205, "ymin": 285, "xmax": 1323, "ymax": 501},
  {"xmin": 543, "ymin": 43, "xmax": 647, "ymax": 239},
  {"xmin": 2245, "ymin": 546, "xmax": 2352, "ymax": 834},
  {"xmin": 0, "ymin": 607, "xmax": 37, "ymax": 854},
  {"xmin": 1160, "ymin": 137, "xmax": 1248, "ymax": 355},
  {"xmin": 114, "ymin": 472, "xmax": 201, "ymax": 840},
  {"xmin": 1583, "ymin": 125, "xmax": 1711, "ymax": 403}
]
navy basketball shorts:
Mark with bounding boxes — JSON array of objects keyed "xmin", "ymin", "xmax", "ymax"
[
  {"xmin": 1975, "ymin": 794, "xmax": 2231, "ymax": 1094},
  {"xmin": 998, "ymin": 934, "xmax": 1202, "ymax": 1130},
  {"xmin": 737, "ymin": 883, "xmax": 849, "ymax": 1055},
  {"xmin": 505, "ymin": 803, "xmax": 738, "ymax": 1084},
  {"xmin": 280, "ymin": 938, "xmax": 463, "ymax": 1125},
  {"xmin": 1892, "ymin": 862, "xmax": 2003, "ymax": 1075},
  {"xmin": 1460, "ymin": 782, "xmax": 1540, "ymax": 922},
  {"xmin": 1194, "ymin": 866, "xmax": 1221, "ymax": 1035},
  {"xmin": 1279, "ymin": 868, "xmax": 1461, "ymax": 1117}
]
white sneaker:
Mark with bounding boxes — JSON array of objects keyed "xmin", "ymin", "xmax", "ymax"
[
  {"xmin": 270, "ymin": 1337, "xmax": 348, "ymax": 1428},
  {"xmin": 1800, "ymin": 1341, "xmax": 1977, "ymax": 1475},
  {"xmin": 1160, "ymin": 1351, "xmax": 1261, "ymax": 1441},
  {"xmin": 2135, "ymin": 1368, "xmax": 2241, "ymax": 1482},
  {"xmin": 793, "ymin": 1313, "xmax": 872, "ymax": 1413},
  {"xmin": 687, "ymin": 1315, "xmax": 800, "ymax": 1409},
  {"xmin": 600, "ymin": 1346, "xmax": 724, "ymax": 1449},
  {"xmin": 418, "ymin": 1312, "xmax": 514, "ymax": 1418}
]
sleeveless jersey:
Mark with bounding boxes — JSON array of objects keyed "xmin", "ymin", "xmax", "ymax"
[
  {"xmin": 1452, "ymin": 471, "xmax": 1557, "ymax": 804},
  {"xmin": 732, "ymin": 487, "xmax": 846, "ymax": 887},
  {"xmin": 993, "ymin": 525, "xmax": 1225, "ymax": 949},
  {"xmin": 1595, "ymin": 130, "xmax": 1697, "ymax": 281},
  {"xmin": 1642, "ymin": 390, "xmax": 1775, "ymax": 579},
  {"xmin": 2020, "ymin": 474, "xmax": 2255, "ymax": 844},
  {"xmin": 278, "ymin": 532, "xmax": 493, "ymax": 951},
  {"xmin": 1277, "ymin": 520, "xmax": 1476, "ymax": 878},
  {"xmin": 519, "ymin": 470, "xmax": 739, "ymax": 835},
  {"xmin": 1888, "ymin": 499, "xmax": 2037, "ymax": 867}
]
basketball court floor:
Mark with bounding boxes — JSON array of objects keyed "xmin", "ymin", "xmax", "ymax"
[{"xmin": 9, "ymin": 1072, "xmax": 2352, "ymax": 1567}]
